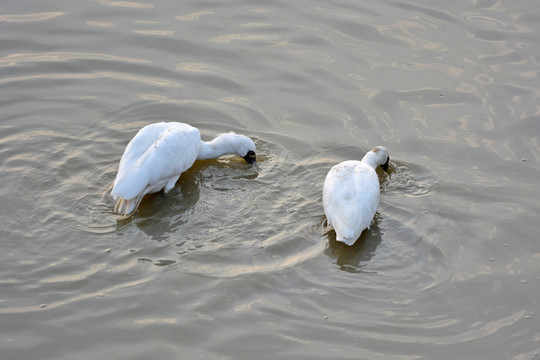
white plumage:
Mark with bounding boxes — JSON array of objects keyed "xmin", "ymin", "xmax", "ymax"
[
  {"xmin": 323, "ymin": 146, "xmax": 390, "ymax": 245},
  {"xmin": 111, "ymin": 122, "xmax": 256, "ymax": 215}
]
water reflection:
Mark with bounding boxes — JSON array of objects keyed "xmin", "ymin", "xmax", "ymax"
[
  {"xmin": 324, "ymin": 213, "xmax": 382, "ymax": 273},
  {"xmin": 117, "ymin": 158, "xmax": 259, "ymax": 242},
  {"xmin": 0, "ymin": 52, "xmax": 150, "ymax": 66},
  {"xmin": 115, "ymin": 165, "xmax": 201, "ymax": 241},
  {"xmin": 0, "ymin": 71, "xmax": 183, "ymax": 87},
  {"xmin": 174, "ymin": 11, "xmax": 214, "ymax": 21},
  {"xmin": 0, "ymin": 12, "xmax": 65, "ymax": 22},
  {"xmin": 98, "ymin": 0, "xmax": 153, "ymax": 9}
]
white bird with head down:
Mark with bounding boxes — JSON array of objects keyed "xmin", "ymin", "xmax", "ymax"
[
  {"xmin": 111, "ymin": 122, "xmax": 256, "ymax": 216},
  {"xmin": 323, "ymin": 146, "xmax": 390, "ymax": 245}
]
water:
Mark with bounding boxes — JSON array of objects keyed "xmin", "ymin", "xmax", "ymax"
[{"xmin": 1, "ymin": 0, "xmax": 539, "ymax": 359}]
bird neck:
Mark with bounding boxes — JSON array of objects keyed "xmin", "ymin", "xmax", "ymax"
[
  {"xmin": 361, "ymin": 152, "xmax": 380, "ymax": 169},
  {"xmin": 196, "ymin": 135, "xmax": 237, "ymax": 160}
]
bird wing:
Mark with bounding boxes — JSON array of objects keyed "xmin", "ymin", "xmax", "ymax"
[
  {"xmin": 323, "ymin": 161, "xmax": 379, "ymax": 244},
  {"xmin": 112, "ymin": 122, "xmax": 201, "ymax": 200}
]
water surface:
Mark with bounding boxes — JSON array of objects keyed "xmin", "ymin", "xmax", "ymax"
[{"xmin": 1, "ymin": 0, "xmax": 539, "ymax": 359}]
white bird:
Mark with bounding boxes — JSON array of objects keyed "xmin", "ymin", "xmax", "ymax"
[
  {"xmin": 111, "ymin": 122, "xmax": 256, "ymax": 216},
  {"xmin": 323, "ymin": 146, "xmax": 390, "ymax": 245}
]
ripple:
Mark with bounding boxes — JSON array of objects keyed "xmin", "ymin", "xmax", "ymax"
[
  {"xmin": 175, "ymin": 62, "xmax": 237, "ymax": 77},
  {"xmin": 287, "ymin": 49, "xmax": 335, "ymax": 63},
  {"xmin": 346, "ymin": 42, "xmax": 380, "ymax": 57},
  {"xmin": 0, "ymin": 276, "xmax": 151, "ymax": 314},
  {"xmin": 86, "ymin": 21, "xmax": 115, "ymax": 28},
  {"xmin": 117, "ymin": 137, "xmax": 325, "ymax": 278},
  {"xmin": 98, "ymin": 0, "xmax": 153, "ymax": 9},
  {"xmin": 132, "ymin": 30, "xmax": 175, "ymax": 36},
  {"xmin": 466, "ymin": 15, "xmax": 508, "ymax": 30},
  {"xmin": 0, "ymin": 52, "xmax": 150, "ymax": 66},
  {"xmin": 174, "ymin": 11, "xmax": 215, "ymax": 21},
  {"xmin": 207, "ymin": 33, "xmax": 280, "ymax": 44},
  {"xmin": 179, "ymin": 240, "xmax": 325, "ymax": 278},
  {"xmin": 0, "ymin": 12, "xmax": 65, "ymax": 22},
  {"xmin": 474, "ymin": 73, "xmax": 495, "ymax": 84},
  {"xmin": 0, "ymin": 71, "xmax": 182, "ymax": 87},
  {"xmin": 77, "ymin": 221, "xmax": 117, "ymax": 235},
  {"xmin": 383, "ymin": 161, "xmax": 441, "ymax": 198},
  {"xmin": 155, "ymin": 259, "xmax": 177, "ymax": 266}
]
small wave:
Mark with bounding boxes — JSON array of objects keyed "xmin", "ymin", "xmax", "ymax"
[{"xmin": 383, "ymin": 160, "xmax": 441, "ymax": 198}]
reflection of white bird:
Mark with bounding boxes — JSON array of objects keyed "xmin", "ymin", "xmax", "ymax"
[
  {"xmin": 111, "ymin": 122, "xmax": 256, "ymax": 216},
  {"xmin": 323, "ymin": 146, "xmax": 390, "ymax": 245}
]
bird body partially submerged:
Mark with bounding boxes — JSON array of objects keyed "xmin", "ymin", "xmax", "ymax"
[
  {"xmin": 111, "ymin": 122, "xmax": 256, "ymax": 215},
  {"xmin": 323, "ymin": 146, "xmax": 390, "ymax": 245}
]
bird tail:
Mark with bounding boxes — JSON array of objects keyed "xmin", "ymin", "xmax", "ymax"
[
  {"xmin": 114, "ymin": 195, "xmax": 144, "ymax": 216},
  {"xmin": 335, "ymin": 233, "xmax": 357, "ymax": 246}
]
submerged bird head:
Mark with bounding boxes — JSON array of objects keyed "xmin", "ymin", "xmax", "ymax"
[
  {"xmin": 213, "ymin": 132, "xmax": 256, "ymax": 163},
  {"xmin": 234, "ymin": 134, "xmax": 256, "ymax": 164},
  {"xmin": 363, "ymin": 146, "xmax": 390, "ymax": 171},
  {"xmin": 242, "ymin": 150, "xmax": 257, "ymax": 164}
]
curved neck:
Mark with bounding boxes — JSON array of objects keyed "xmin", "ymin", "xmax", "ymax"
[
  {"xmin": 361, "ymin": 152, "xmax": 379, "ymax": 169},
  {"xmin": 197, "ymin": 137, "xmax": 236, "ymax": 160}
]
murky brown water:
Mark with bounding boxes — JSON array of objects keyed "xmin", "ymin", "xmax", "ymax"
[{"xmin": 1, "ymin": 1, "xmax": 539, "ymax": 359}]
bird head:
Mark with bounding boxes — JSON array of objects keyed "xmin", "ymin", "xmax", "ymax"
[
  {"xmin": 365, "ymin": 146, "xmax": 390, "ymax": 172},
  {"xmin": 216, "ymin": 132, "xmax": 256, "ymax": 163}
]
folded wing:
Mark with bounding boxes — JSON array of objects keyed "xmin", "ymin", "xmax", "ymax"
[
  {"xmin": 112, "ymin": 122, "xmax": 201, "ymax": 200},
  {"xmin": 323, "ymin": 161, "xmax": 379, "ymax": 245}
]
